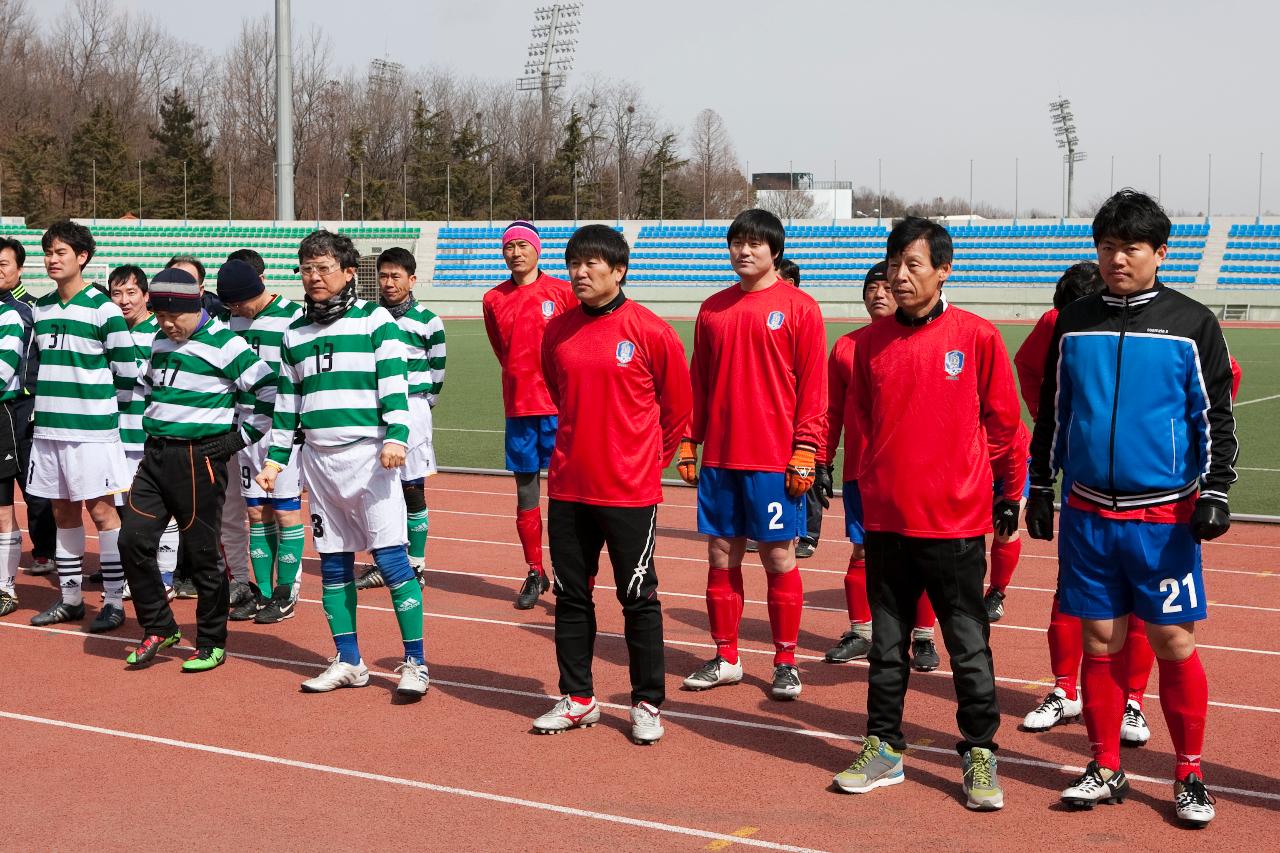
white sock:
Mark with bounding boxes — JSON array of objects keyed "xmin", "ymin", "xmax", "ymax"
[
  {"xmin": 55, "ymin": 526, "xmax": 87, "ymax": 606},
  {"xmin": 0, "ymin": 530, "xmax": 21, "ymax": 594},
  {"xmin": 157, "ymin": 521, "xmax": 179, "ymax": 573},
  {"xmin": 98, "ymin": 527, "xmax": 124, "ymax": 607}
]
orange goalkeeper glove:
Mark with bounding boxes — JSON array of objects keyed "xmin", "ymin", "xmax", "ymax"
[
  {"xmin": 677, "ymin": 439, "xmax": 699, "ymax": 485},
  {"xmin": 785, "ymin": 446, "xmax": 817, "ymax": 497}
]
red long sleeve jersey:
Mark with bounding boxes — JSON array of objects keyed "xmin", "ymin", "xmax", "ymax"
[
  {"xmin": 851, "ymin": 301, "xmax": 1025, "ymax": 538},
  {"xmin": 542, "ymin": 299, "xmax": 692, "ymax": 507},
  {"xmin": 1013, "ymin": 308, "xmax": 1057, "ymax": 419},
  {"xmin": 690, "ymin": 281, "xmax": 827, "ymax": 472},
  {"xmin": 824, "ymin": 323, "xmax": 874, "ymax": 483},
  {"xmin": 482, "ymin": 273, "xmax": 576, "ymax": 417}
]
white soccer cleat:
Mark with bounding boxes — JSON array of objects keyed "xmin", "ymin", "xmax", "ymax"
[
  {"xmin": 630, "ymin": 701, "xmax": 665, "ymax": 745},
  {"xmin": 1174, "ymin": 772, "xmax": 1215, "ymax": 827},
  {"xmin": 532, "ymin": 696, "xmax": 601, "ymax": 734},
  {"xmin": 1120, "ymin": 700, "xmax": 1151, "ymax": 746},
  {"xmin": 682, "ymin": 656, "xmax": 744, "ymax": 691},
  {"xmin": 1022, "ymin": 687, "xmax": 1083, "ymax": 732},
  {"xmin": 301, "ymin": 656, "xmax": 370, "ymax": 693},
  {"xmin": 394, "ymin": 657, "xmax": 430, "ymax": 697}
]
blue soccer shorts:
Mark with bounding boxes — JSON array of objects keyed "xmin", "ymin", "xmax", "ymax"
[
  {"xmin": 842, "ymin": 480, "xmax": 865, "ymax": 545},
  {"xmin": 697, "ymin": 467, "xmax": 805, "ymax": 541},
  {"xmin": 504, "ymin": 415, "xmax": 557, "ymax": 473},
  {"xmin": 1058, "ymin": 504, "xmax": 1206, "ymax": 624}
]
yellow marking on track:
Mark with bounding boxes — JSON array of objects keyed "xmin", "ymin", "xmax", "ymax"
[
  {"xmin": 903, "ymin": 737, "xmax": 933, "ymax": 754},
  {"xmin": 706, "ymin": 827, "xmax": 760, "ymax": 849},
  {"xmin": 1025, "ymin": 678, "xmax": 1054, "ymax": 693}
]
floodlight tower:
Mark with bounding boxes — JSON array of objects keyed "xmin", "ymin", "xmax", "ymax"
[
  {"xmin": 275, "ymin": 0, "xmax": 294, "ymax": 221},
  {"xmin": 1049, "ymin": 98, "xmax": 1086, "ymax": 218},
  {"xmin": 517, "ymin": 4, "xmax": 582, "ymax": 159}
]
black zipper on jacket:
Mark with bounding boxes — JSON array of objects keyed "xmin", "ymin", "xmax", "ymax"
[{"xmin": 1106, "ymin": 299, "xmax": 1129, "ymax": 511}]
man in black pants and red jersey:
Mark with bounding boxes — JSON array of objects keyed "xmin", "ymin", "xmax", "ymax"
[
  {"xmin": 831, "ymin": 217, "xmax": 1025, "ymax": 811},
  {"xmin": 531, "ymin": 224, "xmax": 692, "ymax": 745}
]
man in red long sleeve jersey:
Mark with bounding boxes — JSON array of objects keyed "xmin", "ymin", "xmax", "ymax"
[
  {"xmin": 822, "ymin": 261, "xmax": 939, "ymax": 669},
  {"xmin": 678, "ymin": 209, "xmax": 827, "ymax": 701},
  {"xmin": 532, "ymin": 225, "xmax": 691, "ymax": 744},
  {"xmin": 482, "ymin": 221, "xmax": 576, "ymax": 610}
]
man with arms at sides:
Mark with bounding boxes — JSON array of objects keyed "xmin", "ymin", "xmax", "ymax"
[
  {"xmin": 533, "ymin": 224, "xmax": 691, "ymax": 744},
  {"xmin": 1027, "ymin": 190, "xmax": 1237, "ymax": 827},
  {"xmin": 832, "ymin": 217, "xmax": 1023, "ymax": 811},
  {"xmin": 482, "ymin": 221, "xmax": 575, "ymax": 610},
  {"xmin": 0, "ymin": 296, "xmax": 27, "ymax": 616},
  {"xmin": 678, "ymin": 208, "xmax": 826, "ymax": 701}
]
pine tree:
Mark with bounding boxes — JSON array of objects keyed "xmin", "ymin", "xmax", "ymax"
[
  {"xmin": 4, "ymin": 130, "xmax": 60, "ymax": 226},
  {"xmin": 145, "ymin": 88, "xmax": 222, "ymax": 219},
  {"xmin": 636, "ymin": 133, "xmax": 687, "ymax": 220},
  {"xmin": 404, "ymin": 95, "xmax": 449, "ymax": 219},
  {"xmin": 539, "ymin": 109, "xmax": 588, "ymax": 220},
  {"xmin": 63, "ymin": 101, "xmax": 132, "ymax": 219}
]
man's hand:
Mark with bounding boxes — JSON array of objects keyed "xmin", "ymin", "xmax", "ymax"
[
  {"xmin": 785, "ymin": 446, "xmax": 817, "ymax": 497},
  {"xmin": 677, "ymin": 439, "xmax": 698, "ymax": 485},
  {"xmin": 380, "ymin": 442, "xmax": 407, "ymax": 470},
  {"xmin": 255, "ymin": 463, "xmax": 281, "ymax": 494},
  {"xmin": 1025, "ymin": 487, "xmax": 1055, "ymax": 541},
  {"xmin": 814, "ymin": 463, "xmax": 835, "ymax": 509},
  {"xmin": 199, "ymin": 430, "xmax": 247, "ymax": 462},
  {"xmin": 993, "ymin": 497, "xmax": 1020, "ymax": 537},
  {"xmin": 1190, "ymin": 497, "xmax": 1230, "ymax": 542}
]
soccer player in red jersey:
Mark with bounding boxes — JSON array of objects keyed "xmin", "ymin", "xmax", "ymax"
[
  {"xmin": 822, "ymin": 261, "xmax": 938, "ymax": 669},
  {"xmin": 831, "ymin": 217, "xmax": 1023, "ymax": 811},
  {"xmin": 482, "ymin": 221, "xmax": 575, "ymax": 610},
  {"xmin": 532, "ymin": 225, "xmax": 691, "ymax": 744},
  {"xmin": 678, "ymin": 209, "xmax": 827, "ymax": 701}
]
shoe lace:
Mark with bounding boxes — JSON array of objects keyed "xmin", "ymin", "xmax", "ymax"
[
  {"xmin": 968, "ymin": 750, "xmax": 994, "ymax": 789},
  {"xmin": 1037, "ymin": 693, "xmax": 1064, "ymax": 714},
  {"xmin": 1123, "ymin": 704, "xmax": 1144, "ymax": 727},
  {"xmin": 633, "ymin": 702, "xmax": 659, "ymax": 724},
  {"xmin": 696, "ymin": 657, "xmax": 724, "ymax": 678},
  {"xmin": 774, "ymin": 664, "xmax": 798, "ymax": 685},
  {"xmin": 1071, "ymin": 767, "xmax": 1106, "ymax": 793},
  {"xmin": 1176, "ymin": 776, "xmax": 1215, "ymax": 808},
  {"xmin": 847, "ymin": 739, "xmax": 883, "ymax": 773}
]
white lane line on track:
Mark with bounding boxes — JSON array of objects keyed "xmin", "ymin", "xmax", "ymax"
[
  {"xmin": 3, "ymin": 623, "xmax": 1277, "ymax": 805},
  {"xmin": 1234, "ymin": 393, "xmax": 1280, "ymax": 407},
  {"xmin": 0, "ymin": 709, "xmax": 827, "ymax": 853}
]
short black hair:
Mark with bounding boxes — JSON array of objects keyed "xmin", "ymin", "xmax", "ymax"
[
  {"xmin": 1053, "ymin": 261, "xmax": 1103, "ymax": 310},
  {"xmin": 299, "ymin": 230, "xmax": 359, "ymax": 270},
  {"xmin": 165, "ymin": 254, "xmax": 206, "ymax": 284},
  {"xmin": 1092, "ymin": 189, "xmax": 1170, "ymax": 249},
  {"xmin": 726, "ymin": 208, "xmax": 785, "ymax": 260},
  {"xmin": 886, "ymin": 216, "xmax": 953, "ymax": 268},
  {"xmin": 377, "ymin": 246, "xmax": 417, "ymax": 276},
  {"xmin": 776, "ymin": 258, "xmax": 800, "ymax": 286},
  {"xmin": 565, "ymin": 225, "xmax": 630, "ymax": 284},
  {"xmin": 0, "ymin": 236, "xmax": 26, "ymax": 268},
  {"xmin": 42, "ymin": 220, "xmax": 96, "ymax": 268},
  {"xmin": 108, "ymin": 264, "xmax": 148, "ymax": 294},
  {"xmin": 227, "ymin": 248, "xmax": 265, "ymax": 276}
]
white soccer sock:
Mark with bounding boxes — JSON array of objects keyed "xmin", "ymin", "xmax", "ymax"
[
  {"xmin": 157, "ymin": 521, "xmax": 179, "ymax": 573},
  {"xmin": 98, "ymin": 527, "xmax": 124, "ymax": 607},
  {"xmin": 0, "ymin": 530, "xmax": 21, "ymax": 595},
  {"xmin": 55, "ymin": 526, "xmax": 87, "ymax": 606}
]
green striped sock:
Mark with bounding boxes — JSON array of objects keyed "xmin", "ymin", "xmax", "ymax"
[
  {"xmin": 277, "ymin": 524, "xmax": 306, "ymax": 587},
  {"xmin": 407, "ymin": 509, "xmax": 429, "ymax": 563},
  {"xmin": 249, "ymin": 523, "xmax": 274, "ymax": 597}
]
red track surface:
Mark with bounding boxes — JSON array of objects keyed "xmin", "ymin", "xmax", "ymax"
[{"xmin": 2, "ymin": 473, "xmax": 1277, "ymax": 851}]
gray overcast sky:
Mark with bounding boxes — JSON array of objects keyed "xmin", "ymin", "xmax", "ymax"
[{"xmin": 122, "ymin": 0, "xmax": 1278, "ymax": 217}]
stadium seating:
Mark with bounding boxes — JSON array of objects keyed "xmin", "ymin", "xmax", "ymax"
[
  {"xmin": 1218, "ymin": 224, "xmax": 1280, "ymax": 287},
  {"xmin": 431, "ymin": 225, "xmax": 624, "ymax": 285}
]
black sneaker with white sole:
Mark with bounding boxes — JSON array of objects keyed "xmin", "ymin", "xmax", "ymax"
[
  {"xmin": 255, "ymin": 585, "xmax": 296, "ymax": 624},
  {"xmin": 229, "ymin": 592, "xmax": 266, "ymax": 621},
  {"xmin": 910, "ymin": 637, "xmax": 940, "ymax": 672}
]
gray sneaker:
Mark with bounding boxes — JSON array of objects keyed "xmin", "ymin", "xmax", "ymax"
[
  {"xmin": 833, "ymin": 736, "xmax": 904, "ymax": 793},
  {"xmin": 963, "ymin": 747, "xmax": 1004, "ymax": 810},
  {"xmin": 630, "ymin": 701, "xmax": 664, "ymax": 744}
]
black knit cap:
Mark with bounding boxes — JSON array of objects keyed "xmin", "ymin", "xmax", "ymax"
[
  {"xmin": 864, "ymin": 261, "xmax": 889, "ymax": 285},
  {"xmin": 216, "ymin": 259, "xmax": 265, "ymax": 305}
]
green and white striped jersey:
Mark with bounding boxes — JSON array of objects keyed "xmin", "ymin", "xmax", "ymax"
[
  {"xmin": 267, "ymin": 300, "xmax": 410, "ymax": 467},
  {"xmin": 143, "ymin": 317, "xmax": 276, "ymax": 443},
  {"xmin": 0, "ymin": 302, "xmax": 25, "ymax": 404},
  {"xmin": 118, "ymin": 315, "xmax": 159, "ymax": 454},
  {"xmin": 396, "ymin": 303, "xmax": 446, "ymax": 406},
  {"xmin": 32, "ymin": 284, "xmax": 138, "ymax": 443},
  {"xmin": 229, "ymin": 295, "xmax": 303, "ymax": 424}
]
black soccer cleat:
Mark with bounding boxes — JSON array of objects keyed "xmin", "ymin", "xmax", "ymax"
[
  {"xmin": 254, "ymin": 585, "xmax": 296, "ymax": 624},
  {"xmin": 514, "ymin": 569, "xmax": 549, "ymax": 610},
  {"xmin": 825, "ymin": 630, "xmax": 872, "ymax": 663},
  {"xmin": 88, "ymin": 603, "xmax": 125, "ymax": 633},
  {"xmin": 795, "ymin": 538, "xmax": 817, "ymax": 559},
  {"xmin": 911, "ymin": 637, "xmax": 940, "ymax": 672},
  {"xmin": 31, "ymin": 600, "xmax": 86, "ymax": 626},
  {"xmin": 355, "ymin": 566, "xmax": 385, "ymax": 591},
  {"xmin": 229, "ymin": 592, "xmax": 266, "ymax": 621},
  {"xmin": 984, "ymin": 589, "xmax": 1006, "ymax": 623}
]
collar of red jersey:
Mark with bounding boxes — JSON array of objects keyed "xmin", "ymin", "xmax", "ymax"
[{"xmin": 894, "ymin": 293, "xmax": 949, "ymax": 327}]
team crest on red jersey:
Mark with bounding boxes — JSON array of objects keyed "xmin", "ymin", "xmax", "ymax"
[
  {"xmin": 766, "ymin": 310, "xmax": 785, "ymax": 330},
  {"xmin": 541, "ymin": 300, "xmax": 556, "ymax": 318},
  {"xmin": 944, "ymin": 350, "xmax": 965, "ymax": 378},
  {"xmin": 615, "ymin": 340, "xmax": 636, "ymax": 365}
]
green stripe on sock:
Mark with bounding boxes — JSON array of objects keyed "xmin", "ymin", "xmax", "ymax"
[
  {"xmin": 407, "ymin": 509, "xmax": 428, "ymax": 562},
  {"xmin": 322, "ymin": 579, "xmax": 358, "ymax": 638},
  {"xmin": 277, "ymin": 524, "xmax": 306, "ymax": 587},
  {"xmin": 249, "ymin": 523, "xmax": 273, "ymax": 597},
  {"xmin": 387, "ymin": 578, "xmax": 424, "ymax": 644}
]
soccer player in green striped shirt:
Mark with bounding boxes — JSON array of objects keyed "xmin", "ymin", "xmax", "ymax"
[
  {"xmin": 217, "ymin": 259, "xmax": 307, "ymax": 624},
  {"xmin": 354, "ymin": 247, "xmax": 446, "ymax": 592},
  {"xmin": 27, "ymin": 220, "xmax": 138, "ymax": 633},
  {"xmin": 255, "ymin": 230, "xmax": 429, "ymax": 697},
  {"xmin": 0, "ymin": 301, "xmax": 28, "ymax": 617},
  {"xmin": 121, "ymin": 269, "xmax": 276, "ymax": 672}
]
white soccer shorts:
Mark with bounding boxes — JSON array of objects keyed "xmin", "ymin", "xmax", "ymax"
[
  {"xmin": 28, "ymin": 436, "xmax": 130, "ymax": 502},
  {"xmin": 238, "ymin": 439, "xmax": 303, "ymax": 499},
  {"xmin": 300, "ymin": 438, "xmax": 408, "ymax": 553},
  {"xmin": 402, "ymin": 396, "xmax": 437, "ymax": 481}
]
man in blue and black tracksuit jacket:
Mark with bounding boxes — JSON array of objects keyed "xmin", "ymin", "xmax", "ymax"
[{"xmin": 1026, "ymin": 190, "xmax": 1237, "ymax": 827}]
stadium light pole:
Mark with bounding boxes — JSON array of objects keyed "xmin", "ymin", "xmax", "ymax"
[
  {"xmin": 517, "ymin": 4, "xmax": 582, "ymax": 162},
  {"xmin": 968, "ymin": 158, "xmax": 974, "ymax": 223},
  {"xmin": 1206, "ymin": 153, "xmax": 1212, "ymax": 222},
  {"xmin": 1013, "ymin": 157, "xmax": 1019, "ymax": 224},
  {"xmin": 183, "ymin": 160, "xmax": 188, "ymax": 223},
  {"xmin": 360, "ymin": 162, "xmax": 365, "ymax": 224},
  {"xmin": 1157, "ymin": 153, "xmax": 1162, "ymax": 201},
  {"xmin": 1110, "ymin": 154, "xmax": 1115, "ymax": 194},
  {"xmin": 275, "ymin": 0, "xmax": 295, "ymax": 222},
  {"xmin": 1049, "ymin": 98, "xmax": 1085, "ymax": 218},
  {"xmin": 138, "ymin": 160, "xmax": 142, "ymax": 224},
  {"xmin": 92, "ymin": 159, "xmax": 97, "ymax": 223},
  {"xmin": 488, "ymin": 164, "xmax": 494, "ymax": 226},
  {"xmin": 447, "ymin": 163, "xmax": 452, "ymax": 225},
  {"xmin": 877, "ymin": 158, "xmax": 882, "ymax": 226},
  {"xmin": 1258, "ymin": 152, "xmax": 1264, "ymax": 224}
]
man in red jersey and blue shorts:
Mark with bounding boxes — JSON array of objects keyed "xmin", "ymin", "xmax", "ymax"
[
  {"xmin": 678, "ymin": 208, "xmax": 827, "ymax": 702},
  {"xmin": 482, "ymin": 221, "xmax": 575, "ymax": 610}
]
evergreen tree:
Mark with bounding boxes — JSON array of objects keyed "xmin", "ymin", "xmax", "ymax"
[
  {"xmin": 636, "ymin": 133, "xmax": 687, "ymax": 220},
  {"xmin": 540, "ymin": 109, "xmax": 589, "ymax": 220},
  {"xmin": 63, "ymin": 101, "xmax": 132, "ymax": 219},
  {"xmin": 4, "ymin": 130, "xmax": 60, "ymax": 226},
  {"xmin": 145, "ymin": 88, "xmax": 222, "ymax": 219},
  {"xmin": 404, "ymin": 95, "xmax": 449, "ymax": 219}
]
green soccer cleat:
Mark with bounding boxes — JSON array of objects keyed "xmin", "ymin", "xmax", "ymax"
[
  {"xmin": 181, "ymin": 647, "xmax": 226, "ymax": 672},
  {"xmin": 126, "ymin": 631, "xmax": 183, "ymax": 666}
]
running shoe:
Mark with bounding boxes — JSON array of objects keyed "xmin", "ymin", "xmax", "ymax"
[
  {"xmin": 833, "ymin": 736, "xmax": 904, "ymax": 794},
  {"xmin": 301, "ymin": 656, "xmax": 369, "ymax": 692},
  {"xmin": 963, "ymin": 747, "xmax": 1004, "ymax": 810}
]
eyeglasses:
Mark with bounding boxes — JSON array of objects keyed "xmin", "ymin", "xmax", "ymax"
[{"xmin": 299, "ymin": 263, "xmax": 341, "ymax": 276}]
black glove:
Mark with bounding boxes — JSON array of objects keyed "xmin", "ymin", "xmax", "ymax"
[
  {"xmin": 993, "ymin": 497, "xmax": 1020, "ymax": 537},
  {"xmin": 814, "ymin": 464, "xmax": 834, "ymax": 509},
  {"xmin": 1025, "ymin": 488, "xmax": 1055, "ymax": 541},
  {"xmin": 199, "ymin": 431, "xmax": 248, "ymax": 462},
  {"xmin": 1190, "ymin": 497, "xmax": 1230, "ymax": 542}
]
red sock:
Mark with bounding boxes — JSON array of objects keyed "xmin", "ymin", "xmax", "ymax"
[
  {"xmin": 729, "ymin": 566, "xmax": 745, "ymax": 624},
  {"xmin": 913, "ymin": 591, "xmax": 935, "ymax": 632},
  {"xmin": 515, "ymin": 507, "xmax": 544, "ymax": 574},
  {"xmin": 1123, "ymin": 614, "xmax": 1155, "ymax": 706},
  {"xmin": 766, "ymin": 566, "xmax": 804, "ymax": 666},
  {"xmin": 570, "ymin": 695, "xmax": 593, "ymax": 705},
  {"xmin": 1081, "ymin": 653, "xmax": 1127, "ymax": 772},
  {"xmin": 1047, "ymin": 595, "xmax": 1083, "ymax": 701},
  {"xmin": 706, "ymin": 567, "xmax": 741, "ymax": 665},
  {"xmin": 987, "ymin": 536, "xmax": 1021, "ymax": 593},
  {"xmin": 1159, "ymin": 650, "xmax": 1209, "ymax": 781},
  {"xmin": 844, "ymin": 556, "xmax": 871, "ymax": 623}
]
